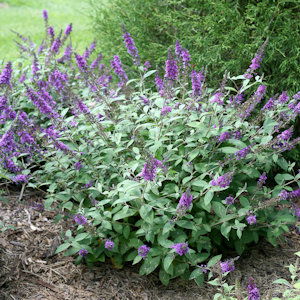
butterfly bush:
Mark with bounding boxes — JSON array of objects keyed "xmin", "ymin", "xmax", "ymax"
[{"xmin": 0, "ymin": 11, "xmax": 299, "ymax": 288}]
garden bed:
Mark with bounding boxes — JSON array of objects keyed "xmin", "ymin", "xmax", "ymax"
[{"xmin": 0, "ymin": 187, "xmax": 299, "ymax": 300}]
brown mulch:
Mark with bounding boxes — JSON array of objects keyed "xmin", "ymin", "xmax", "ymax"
[{"xmin": 0, "ymin": 187, "xmax": 299, "ymax": 300}]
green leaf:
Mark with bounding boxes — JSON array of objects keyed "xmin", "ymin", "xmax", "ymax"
[
  {"xmin": 212, "ymin": 202, "xmax": 226, "ymax": 217},
  {"xmin": 204, "ymin": 191, "xmax": 214, "ymax": 206},
  {"xmin": 55, "ymin": 243, "xmax": 71, "ymax": 254},
  {"xmin": 159, "ymin": 269, "xmax": 170, "ymax": 286},
  {"xmin": 273, "ymin": 279, "xmax": 290, "ymax": 286},
  {"xmin": 143, "ymin": 69, "xmax": 156, "ymax": 78},
  {"xmin": 163, "ymin": 221, "xmax": 175, "ymax": 234},
  {"xmin": 207, "ymin": 254, "xmax": 222, "ymax": 267},
  {"xmin": 113, "ymin": 206, "xmax": 136, "ymax": 221},
  {"xmin": 176, "ymin": 220, "xmax": 196, "ymax": 230},
  {"xmin": 133, "ymin": 255, "xmax": 142, "ymax": 265},
  {"xmin": 74, "ymin": 233, "xmax": 90, "ymax": 242},
  {"xmin": 140, "ymin": 256, "xmax": 161, "ymax": 275},
  {"xmin": 163, "ymin": 254, "xmax": 174, "ymax": 273},
  {"xmin": 220, "ymin": 147, "xmax": 240, "ymax": 154},
  {"xmin": 263, "ymin": 118, "xmax": 278, "ymax": 134},
  {"xmin": 139, "ymin": 204, "xmax": 154, "ymax": 223},
  {"xmin": 102, "ymin": 220, "xmax": 112, "ymax": 230},
  {"xmin": 194, "ymin": 273, "xmax": 204, "ymax": 287},
  {"xmin": 220, "ymin": 222, "xmax": 231, "ymax": 239}
]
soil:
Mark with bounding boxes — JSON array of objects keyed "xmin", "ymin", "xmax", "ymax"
[{"xmin": 0, "ymin": 187, "xmax": 299, "ymax": 300}]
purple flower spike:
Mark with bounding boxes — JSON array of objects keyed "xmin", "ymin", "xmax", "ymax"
[
  {"xmin": 105, "ymin": 239, "xmax": 114, "ymax": 250},
  {"xmin": 79, "ymin": 249, "xmax": 88, "ymax": 257},
  {"xmin": 138, "ymin": 245, "xmax": 150, "ymax": 257},
  {"xmin": 42, "ymin": 10, "xmax": 48, "ymax": 20},
  {"xmin": 247, "ymin": 277, "xmax": 260, "ymax": 300},
  {"xmin": 257, "ymin": 172, "xmax": 267, "ymax": 186},
  {"xmin": 64, "ymin": 23, "xmax": 72, "ymax": 36},
  {"xmin": 220, "ymin": 259, "xmax": 235, "ymax": 273},
  {"xmin": 218, "ymin": 132, "xmax": 231, "ymax": 143},
  {"xmin": 140, "ymin": 157, "xmax": 164, "ymax": 181},
  {"xmin": 177, "ymin": 190, "xmax": 193, "ymax": 210},
  {"xmin": 170, "ymin": 243, "xmax": 189, "ymax": 256},
  {"xmin": 75, "ymin": 53, "xmax": 88, "ymax": 72},
  {"xmin": 0, "ymin": 62, "xmax": 13, "ymax": 87},
  {"xmin": 246, "ymin": 214, "xmax": 257, "ymax": 225},
  {"xmin": 278, "ymin": 91, "xmax": 289, "ymax": 104},
  {"xmin": 74, "ymin": 161, "xmax": 83, "ymax": 170},
  {"xmin": 225, "ymin": 196, "xmax": 234, "ymax": 205},
  {"xmin": 122, "ymin": 26, "xmax": 140, "ymax": 65},
  {"xmin": 165, "ymin": 49, "xmax": 178, "ymax": 80},
  {"xmin": 48, "ymin": 26, "xmax": 55, "ymax": 38},
  {"xmin": 161, "ymin": 106, "xmax": 172, "ymax": 115},
  {"xmin": 74, "ymin": 213, "xmax": 87, "ymax": 226},
  {"xmin": 211, "ymin": 173, "xmax": 233, "ymax": 188}
]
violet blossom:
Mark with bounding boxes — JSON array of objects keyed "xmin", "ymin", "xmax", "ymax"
[
  {"xmin": 170, "ymin": 243, "xmax": 189, "ymax": 256},
  {"xmin": 138, "ymin": 245, "xmax": 150, "ymax": 258}
]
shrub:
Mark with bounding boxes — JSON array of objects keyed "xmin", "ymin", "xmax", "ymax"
[{"xmin": 0, "ymin": 11, "xmax": 299, "ymax": 288}]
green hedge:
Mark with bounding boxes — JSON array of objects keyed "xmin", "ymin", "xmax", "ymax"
[{"xmin": 91, "ymin": 0, "xmax": 300, "ymax": 95}]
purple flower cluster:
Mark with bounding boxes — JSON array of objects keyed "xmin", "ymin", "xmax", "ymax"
[
  {"xmin": 278, "ymin": 91, "xmax": 289, "ymax": 104},
  {"xmin": 90, "ymin": 54, "xmax": 103, "ymax": 69},
  {"xmin": 235, "ymin": 146, "xmax": 251, "ymax": 160},
  {"xmin": 140, "ymin": 157, "xmax": 164, "ymax": 181},
  {"xmin": 42, "ymin": 10, "xmax": 48, "ymax": 20},
  {"xmin": 122, "ymin": 27, "xmax": 140, "ymax": 65},
  {"xmin": 75, "ymin": 53, "xmax": 88, "ymax": 72},
  {"xmin": 199, "ymin": 264, "xmax": 208, "ymax": 274},
  {"xmin": 246, "ymin": 213, "xmax": 257, "ymax": 225},
  {"xmin": 81, "ymin": 180, "xmax": 93, "ymax": 189},
  {"xmin": 211, "ymin": 173, "xmax": 233, "ymax": 188},
  {"xmin": 191, "ymin": 70, "xmax": 204, "ymax": 97},
  {"xmin": 0, "ymin": 62, "xmax": 13, "ymax": 87},
  {"xmin": 165, "ymin": 50, "xmax": 178, "ymax": 80},
  {"xmin": 225, "ymin": 196, "xmax": 234, "ymax": 205},
  {"xmin": 48, "ymin": 26, "xmax": 55, "ymax": 38},
  {"xmin": 64, "ymin": 23, "xmax": 72, "ymax": 36},
  {"xmin": 79, "ymin": 249, "xmax": 88, "ymax": 257},
  {"xmin": 110, "ymin": 55, "xmax": 128, "ymax": 87},
  {"xmin": 233, "ymin": 130, "xmax": 242, "ymax": 140},
  {"xmin": 261, "ymin": 97, "xmax": 275, "ymax": 111},
  {"xmin": 74, "ymin": 213, "xmax": 87, "ymax": 225},
  {"xmin": 177, "ymin": 190, "xmax": 193, "ymax": 210},
  {"xmin": 10, "ymin": 174, "xmax": 29, "ymax": 184},
  {"xmin": 138, "ymin": 245, "xmax": 150, "ymax": 258},
  {"xmin": 277, "ymin": 127, "xmax": 293, "ymax": 141},
  {"xmin": 143, "ymin": 61, "xmax": 151, "ymax": 71},
  {"xmin": 74, "ymin": 161, "xmax": 83, "ymax": 170},
  {"xmin": 211, "ymin": 92, "xmax": 224, "ymax": 105},
  {"xmin": 105, "ymin": 239, "xmax": 114, "ymax": 250},
  {"xmin": 48, "ymin": 69, "xmax": 68, "ymax": 93},
  {"xmin": 257, "ymin": 172, "xmax": 267, "ymax": 186},
  {"xmin": 161, "ymin": 106, "xmax": 172, "ymax": 115},
  {"xmin": 155, "ymin": 72, "xmax": 164, "ymax": 96},
  {"xmin": 244, "ymin": 40, "xmax": 266, "ymax": 79},
  {"xmin": 218, "ymin": 132, "xmax": 231, "ymax": 143},
  {"xmin": 292, "ymin": 205, "xmax": 300, "ymax": 221},
  {"xmin": 247, "ymin": 277, "xmax": 260, "ymax": 300},
  {"xmin": 220, "ymin": 259, "xmax": 235, "ymax": 273},
  {"xmin": 170, "ymin": 243, "xmax": 189, "ymax": 256},
  {"xmin": 50, "ymin": 36, "xmax": 61, "ymax": 53}
]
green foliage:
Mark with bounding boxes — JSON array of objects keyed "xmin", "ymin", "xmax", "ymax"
[{"xmin": 91, "ymin": 0, "xmax": 300, "ymax": 94}]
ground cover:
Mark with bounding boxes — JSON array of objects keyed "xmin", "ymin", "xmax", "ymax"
[
  {"xmin": 0, "ymin": 188, "xmax": 299, "ymax": 299},
  {"xmin": 0, "ymin": 0, "xmax": 93, "ymax": 61}
]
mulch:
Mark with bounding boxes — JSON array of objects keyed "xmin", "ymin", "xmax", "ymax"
[{"xmin": 0, "ymin": 187, "xmax": 299, "ymax": 300}]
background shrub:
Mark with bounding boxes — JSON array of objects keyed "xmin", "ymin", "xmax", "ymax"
[
  {"xmin": 90, "ymin": 0, "xmax": 300, "ymax": 167},
  {"xmin": 91, "ymin": 0, "xmax": 300, "ymax": 94}
]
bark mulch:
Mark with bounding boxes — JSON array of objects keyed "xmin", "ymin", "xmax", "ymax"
[{"xmin": 0, "ymin": 188, "xmax": 299, "ymax": 300}]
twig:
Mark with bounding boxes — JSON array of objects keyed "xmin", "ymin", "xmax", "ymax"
[
  {"xmin": 22, "ymin": 271, "xmax": 59, "ymax": 293},
  {"xmin": 18, "ymin": 183, "xmax": 26, "ymax": 202},
  {"xmin": 9, "ymin": 241, "xmax": 25, "ymax": 247}
]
